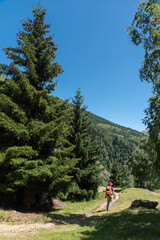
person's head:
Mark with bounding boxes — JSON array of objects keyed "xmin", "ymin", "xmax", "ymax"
[{"xmin": 108, "ymin": 182, "xmax": 113, "ymax": 186}]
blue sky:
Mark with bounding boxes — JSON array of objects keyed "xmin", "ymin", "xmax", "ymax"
[{"xmin": 0, "ymin": 0, "xmax": 152, "ymax": 131}]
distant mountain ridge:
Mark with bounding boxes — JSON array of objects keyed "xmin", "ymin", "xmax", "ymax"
[
  {"xmin": 88, "ymin": 112, "xmax": 146, "ymax": 170},
  {"xmin": 140, "ymin": 129, "xmax": 149, "ymax": 135}
]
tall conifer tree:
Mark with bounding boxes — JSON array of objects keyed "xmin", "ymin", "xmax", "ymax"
[
  {"xmin": 0, "ymin": 3, "xmax": 75, "ymax": 209},
  {"xmin": 109, "ymin": 161, "xmax": 122, "ymax": 187},
  {"xmin": 68, "ymin": 89, "xmax": 101, "ymax": 201}
]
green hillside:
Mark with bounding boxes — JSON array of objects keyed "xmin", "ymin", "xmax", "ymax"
[
  {"xmin": 88, "ymin": 112, "xmax": 146, "ymax": 169},
  {"xmin": 0, "ymin": 75, "xmax": 5, "ymax": 81}
]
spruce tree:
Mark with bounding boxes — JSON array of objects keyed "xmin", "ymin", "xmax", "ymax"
[
  {"xmin": 1, "ymin": 2, "xmax": 63, "ymax": 92},
  {"xmin": 68, "ymin": 89, "xmax": 101, "ymax": 201},
  {"xmin": 0, "ymin": 3, "xmax": 75, "ymax": 210},
  {"xmin": 109, "ymin": 161, "xmax": 122, "ymax": 187}
]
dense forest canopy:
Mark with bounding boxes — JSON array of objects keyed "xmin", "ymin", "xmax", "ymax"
[{"xmin": 88, "ymin": 112, "xmax": 145, "ymax": 169}]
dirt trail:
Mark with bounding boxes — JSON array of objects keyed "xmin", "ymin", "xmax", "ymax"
[
  {"xmin": 0, "ymin": 222, "xmax": 56, "ymax": 236},
  {"xmin": 86, "ymin": 192, "xmax": 119, "ymax": 217},
  {"xmin": 143, "ymin": 189, "xmax": 160, "ymax": 196},
  {"xmin": 94, "ymin": 192, "xmax": 119, "ymax": 212},
  {"xmin": 0, "ymin": 193, "xmax": 119, "ymax": 236}
]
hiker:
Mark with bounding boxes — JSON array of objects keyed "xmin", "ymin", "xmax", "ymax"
[{"xmin": 105, "ymin": 182, "xmax": 114, "ymax": 211}]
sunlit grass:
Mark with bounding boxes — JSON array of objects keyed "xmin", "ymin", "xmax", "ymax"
[
  {"xmin": 1, "ymin": 188, "xmax": 160, "ymax": 240},
  {"xmin": 53, "ymin": 191, "xmax": 105, "ymax": 215}
]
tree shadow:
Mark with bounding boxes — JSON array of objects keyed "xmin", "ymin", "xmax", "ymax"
[
  {"xmin": 80, "ymin": 208, "xmax": 160, "ymax": 240},
  {"xmin": 1, "ymin": 199, "xmax": 160, "ymax": 240},
  {"xmin": 115, "ymin": 188, "xmax": 125, "ymax": 193},
  {"xmin": 44, "ymin": 212, "xmax": 100, "ymax": 225},
  {"xmin": 94, "ymin": 209, "xmax": 106, "ymax": 213}
]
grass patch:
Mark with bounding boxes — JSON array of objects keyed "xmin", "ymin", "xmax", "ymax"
[
  {"xmin": 154, "ymin": 189, "xmax": 160, "ymax": 193},
  {"xmin": 52, "ymin": 191, "xmax": 105, "ymax": 215},
  {"xmin": 0, "ymin": 188, "xmax": 160, "ymax": 240},
  {"xmin": 34, "ymin": 188, "xmax": 160, "ymax": 240},
  {"xmin": 0, "ymin": 210, "xmax": 12, "ymax": 222}
]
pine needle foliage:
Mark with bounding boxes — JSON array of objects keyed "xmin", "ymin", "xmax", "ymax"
[
  {"xmin": 0, "ymin": 3, "xmax": 75, "ymax": 210},
  {"xmin": 109, "ymin": 161, "xmax": 122, "ymax": 187},
  {"xmin": 68, "ymin": 89, "xmax": 102, "ymax": 201},
  {"xmin": 0, "ymin": 2, "xmax": 63, "ymax": 93}
]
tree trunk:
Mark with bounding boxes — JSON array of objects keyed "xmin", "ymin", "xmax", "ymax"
[
  {"xmin": 148, "ymin": 165, "xmax": 154, "ymax": 190},
  {"xmin": 22, "ymin": 187, "xmax": 32, "ymax": 210}
]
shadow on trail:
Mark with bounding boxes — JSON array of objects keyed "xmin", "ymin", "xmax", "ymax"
[
  {"xmin": 45, "ymin": 207, "xmax": 160, "ymax": 239},
  {"xmin": 45, "ymin": 212, "xmax": 100, "ymax": 225},
  {"xmin": 94, "ymin": 209, "xmax": 106, "ymax": 214},
  {"xmin": 80, "ymin": 209, "xmax": 160, "ymax": 240},
  {"xmin": 114, "ymin": 188, "xmax": 125, "ymax": 193}
]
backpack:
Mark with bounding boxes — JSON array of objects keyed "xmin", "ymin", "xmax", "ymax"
[{"xmin": 106, "ymin": 186, "xmax": 113, "ymax": 196}]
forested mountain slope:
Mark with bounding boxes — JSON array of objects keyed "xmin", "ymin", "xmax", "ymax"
[
  {"xmin": 0, "ymin": 73, "xmax": 145, "ymax": 173},
  {"xmin": 0, "ymin": 72, "xmax": 145, "ymax": 173},
  {"xmin": 88, "ymin": 112, "xmax": 146, "ymax": 169}
]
